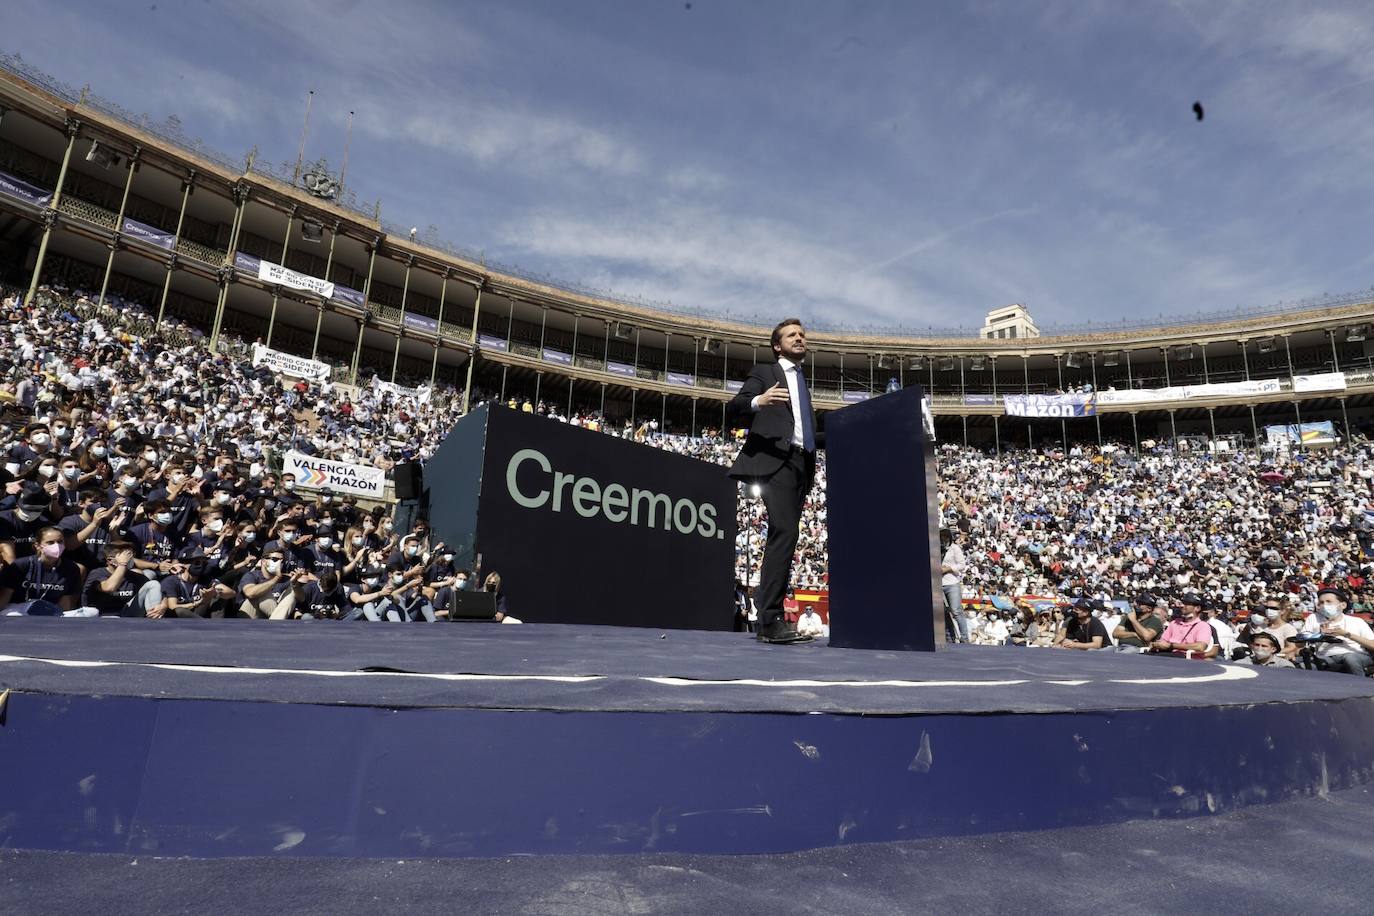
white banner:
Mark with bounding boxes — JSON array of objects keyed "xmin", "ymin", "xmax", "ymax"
[
  {"xmin": 1095, "ymin": 378, "xmax": 1281, "ymax": 404},
  {"xmin": 284, "ymin": 450, "xmax": 387, "ymax": 497},
  {"xmin": 251, "ymin": 343, "xmax": 331, "ymax": 381},
  {"xmin": 1293, "ymin": 372, "xmax": 1347, "ymax": 393},
  {"xmin": 257, "ymin": 258, "xmax": 335, "ymax": 298},
  {"xmin": 371, "ymin": 376, "xmax": 432, "ymax": 404}
]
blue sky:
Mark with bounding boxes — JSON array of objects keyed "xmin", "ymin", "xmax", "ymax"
[{"xmin": 8, "ymin": 0, "xmax": 1374, "ymax": 331}]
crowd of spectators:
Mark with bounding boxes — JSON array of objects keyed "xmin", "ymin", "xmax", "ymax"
[
  {"xmin": 4, "ymin": 281, "xmax": 1374, "ymax": 677},
  {"xmin": 0, "ymin": 283, "xmax": 511, "ymax": 621}
]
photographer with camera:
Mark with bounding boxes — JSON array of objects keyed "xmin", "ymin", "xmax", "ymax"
[{"xmin": 1298, "ymin": 587, "xmax": 1374, "ymax": 675}]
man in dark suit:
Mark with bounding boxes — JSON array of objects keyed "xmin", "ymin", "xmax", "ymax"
[{"xmin": 725, "ymin": 318, "xmax": 822, "ymax": 644}]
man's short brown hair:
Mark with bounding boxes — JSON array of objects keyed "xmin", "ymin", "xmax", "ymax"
[{"xmin": 771, "ymin": 318, "xmax": 804, "ymax": 351}]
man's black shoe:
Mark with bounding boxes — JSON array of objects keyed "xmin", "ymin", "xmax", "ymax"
[{"xmin": 756, "ymin": 623, "xmax": 813, "ymax": 644}]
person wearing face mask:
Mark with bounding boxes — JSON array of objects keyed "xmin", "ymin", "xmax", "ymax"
[
  {"xmin": 1234, "ymin": 631, "xmax": 1295, "ymax": 668},
  {"xmin": 306, "ymin": 524, "xmax": 344, "ymax": 579},
  {"xmin": 378, "ymin": 564, "xmax": 436, "ymax": 623},
  {"xmin": 481, "ymin": 571, "xmax": 521, "ymax": 624},
  {"xmin": 180, "ymin": 507, "xmax": 233, "ymax": 580},
  {"xmin": 297, "ymin": 571, "xmax": 348, "ymax": 621},
  {"xmin": 1301, "ymin": 586, "xmax": 1374, "ymax": 675},
  {"xmin": 269, "ymin": 521, "xmax": 312, "ymax": 577},
  {"xmin": 127, "ymin": 498, "xmax": 182, "ymax": 579},
  {"xmin": 107, "ymin": 468, "xmax": 148, "ymax": 514},
  {"xmin": 53, "ymin": 457, "xmax": 86, "ymax": 511},
  {"xmin": 144, "ymin": 461, "xmax": 198, "ymax": 539},
  {"xmin": 81, "ymin": 540, "xmax": 164, "ymax": 617},
  {"xmin": 1149, "ymin": 594, "xmax": 1215, "ymax": 657},
  {"xmin": 423, "ymin": 544, "xmax": 459, "ymax": 620},
  {"xmin": 57, "ymin": 488, "xmax": 126, "ymax": 573},
  {"xmin": 0, "ymin": 486, "xmax": 56, "ymax": 564},
  {"xmin": 277, "ymin": 472, "xmax": 302, "ymax": 508},
  {"xmin": 237, "ymin": 547, "xmax": 306, "ymax": 619},
  {"xmin": 0, "ymin": 526, "xmax": 83, "ymax": 616},
  {"xmin": 7, "ymin": 423, "xmax": 52, "ymax": 468},
  {"xmin": 385, "ymin": 535, "xmax": 426, "ymax": 580},
  {"xmin": 344, "ymin": 564, "xmax": 390, "ymax": 621},
  {"xmin": 158, "ymin": 552, "xmax": 234, "ymax": 619}
]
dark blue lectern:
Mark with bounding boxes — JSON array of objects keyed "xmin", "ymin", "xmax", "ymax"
[{"xmin": 825, "ymin": 385, "xmax": 945, "ymax": 650}]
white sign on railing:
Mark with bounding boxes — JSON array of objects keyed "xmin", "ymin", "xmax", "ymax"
[{"xmin": 251, "ymin": 343, "xmax": 331, "ymax": 381}]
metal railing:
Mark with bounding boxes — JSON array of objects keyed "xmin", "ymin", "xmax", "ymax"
[
  {"xmin": 57, "ymin": 195, "xmax": 118, "ymax": 230},
  {"xmin": 176, "ymin": 238, "xmax": 225, "ymax": 265}
]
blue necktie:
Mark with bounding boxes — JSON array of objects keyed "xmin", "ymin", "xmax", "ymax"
[{"xmin": 794, "ymin": 367, "xmax": 816, "ymax": 452}]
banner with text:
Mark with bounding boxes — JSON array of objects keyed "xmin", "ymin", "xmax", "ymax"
[
  {"xmin": 666, "ymin": 371, "xmax": 696, "ymax": 387},
  {"xmin": 477, "ymin": 333, "xmax": 508, "ymax": 352},
  {"xmin": 121, "ymin": 217, "xmax": 175, "ymax": 251},
  {"xmin": 607, "ymin": 361, "xmax": 636, "ymax": 378},
  {"xmin": 841, "ymin": 391, "xmax": 872, "ymax": 403},
  {"xmin": 1293, "ymin": 372, "xmax": 1347, "ymax": 393},
  {"xmin": 284, "ymin": 450, "xmax": 386, "ymax": 497},
  {"xmin": 403, "ymin": 312, "xmax": 440, "ymax": 333},
  {"xmin": 542, "ymin": 348, "xmax": 573, "ymax": 366},
  {"xmin": 0, "ymin": 171, "xmax": 51, "ymax": 207},
  {"xmin": 1095, "ymin": 378, "xmax": 1281, "ymax": 405},
  {"xmin": 251, "ymin": 343, "xmax": 331, "ymax": 381},
  {"xmin": 1264, "ymin": 421, "xmax": 1338, "ymax": 447},
  {"xmin": 1004, "ymin": 393, "xmax": 1096, "ymax": 418},
  {"xmin": 256, "ymin": 257, "xmax": 335, "ymax": 298},
  {"xmin": 725, "ymin": 379, "xmax": 744, "ymax": 393}
]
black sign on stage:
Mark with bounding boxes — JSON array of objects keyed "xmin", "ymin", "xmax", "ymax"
[{"xmin": 423, "ymin": 405, "xmax": 738, "ymax": 630}]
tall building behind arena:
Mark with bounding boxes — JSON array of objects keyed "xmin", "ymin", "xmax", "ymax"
[{"xmin": 2, "ymin": 55, "xmax": 1373, "ymax": 450}]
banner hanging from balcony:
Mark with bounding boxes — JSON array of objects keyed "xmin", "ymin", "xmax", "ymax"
[
  {"xmin": 1003, "ymin": 393, "xmax": 1096, "ymax": 418},
  {"xmin": 283, "ymin": 450, "xmax": 386, "ymax": 497},
  {"xmin": 477, "ymin": 333, "xmax": 508, "ymax": 352},
  {"xmin": 542, "ymin": 348, "xmax": 573, "ymax": 366},
  {"xmin": 233, "ymin": 251, "xmax": 335, "ymax": 299},
  {"xmin": 666, "ymin": 371, "xmax": 696, "ymax": 387},
  {"xmin": 403, "ymin": 313, "xmax": 439, "ymax": 333},
  {"xmin": 606, "ymin": 361, "xmax": 636, "ymax": 378},
  {"xmin": 0, "ymin": 171, "xmax": 51, "ymax": 207},
  {"xmin": 1095, "ymin": 378, "xmax": 1281, "ymax": 405},
  {"xmin": 1292, "ymin": 372, "xmax": 1346, "ymax": 393},
  {"xmin": 121, "ymin": 217, "xmax": 175, "ymax": 251},
  {"xmin": 841, "ymin": 391, "xmax": 871, "ymax": 403}
]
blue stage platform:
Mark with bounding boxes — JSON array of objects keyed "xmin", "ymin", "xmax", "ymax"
[{"xmin": 2, "ymin": 619, "xmax": 1373, "ymax": 860}]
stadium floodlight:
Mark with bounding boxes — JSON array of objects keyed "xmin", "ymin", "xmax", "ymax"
[
  {"xmin": 969, "ymin": 356, "xmax": 986, "ymax": 371},
  {"xmin": 613, "ymin": 322, "xmax": 635, "ymax": 340},
  {"xmin": 300, "ymin": 221, "xmax": 324, "ymax": 243},
  {"xmin": 1102, "ymin": 350, "xmax": 1120, "ymax": 367},
  {"xmin": 1347, "ymin": 324, "xmax": 1367, "ymax": 342},
  {"xmin": 701, "ymin": 338, "xmax": 722, "ymax": 356},
  {"xmin": 85, "ymin": 139, "xmax": 120, "ymax": 170},
  {"xmin": 1064, "ymin": 352, "xmax": 1082, "ymax": 369},
  {"xmin": 1256, "ymin": 336, "xmax": 1276, "ymax": 353},
  {"xmin": 938, "ymin": 356, "xmax": 955, "ymax": 372}
]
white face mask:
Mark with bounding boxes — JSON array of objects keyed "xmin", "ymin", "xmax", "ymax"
[
  {"xmin": 215, "ymin": 492, "xmax": 231, "ymax": 504},
  {"xmin": 144, "ymin": 451, "xmax": 158, "ymax": 462},
  {"xmin": 154, "ymin": 512, "xmax": 173, "ymax": 525},
  {"xmin": 61, "ymin": 467, "xmax": 79, "ymax": 480},
  {"xmin": 392, "ymin": 573, "xmax": 405, "ymax": 585},
  {"xmin": 122, "ymin": 476, "xmax": 139, "ymax": 489},
  {"xmin": 37, "ymin": 466, "xmax": 56, "ymax": 478},
  {"xmin": 90, "ymin": 446, "xmax": 106, "ymax": 458},
  {"xmin": 30, "ymin": 433, "xmax": 50, "ymax": 446},
  {"xmin": 16, "ymin": 508, "xmax": 42, "ymax": 522},
  {"xmin": 283, "ymin": 481, "xmax": 296, "ymax": 491},
  {"xmin": 364, "ymin": 577, "xmax": 379, "ymax": 588},
  {"xmin": 280, "ymin": 531, "xmax": 297, "ymax": 544},
  {"xmin": 265, "ymin": 559, "xmax": 282, "ymax": 575},
  {"xmin": 1252, "ymin": 647, "xmax": 1274, "ymax": 662},
  {"xmin": 242, "ymin": 532, "xmax": 257, "ymax": 543},
  {"xmin": 317, "ymin": 537, "xmax": 332, "ymax": 549},
  {"xmin": 207, "ymin": 519, "xmax": 225, "ymax": 533},
  {"xmin": 351, "ymin": 536, "xmax": 364, "ymax": 547}
]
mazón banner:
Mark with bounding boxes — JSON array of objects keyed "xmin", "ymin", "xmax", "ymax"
[
  {"xmin": 284, "ymin": 450, "xmax": 387, "ymax": 496},
  {"xmin": 1003, "ymin": 393, "xmax": 1096, "ymax": 418}
]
